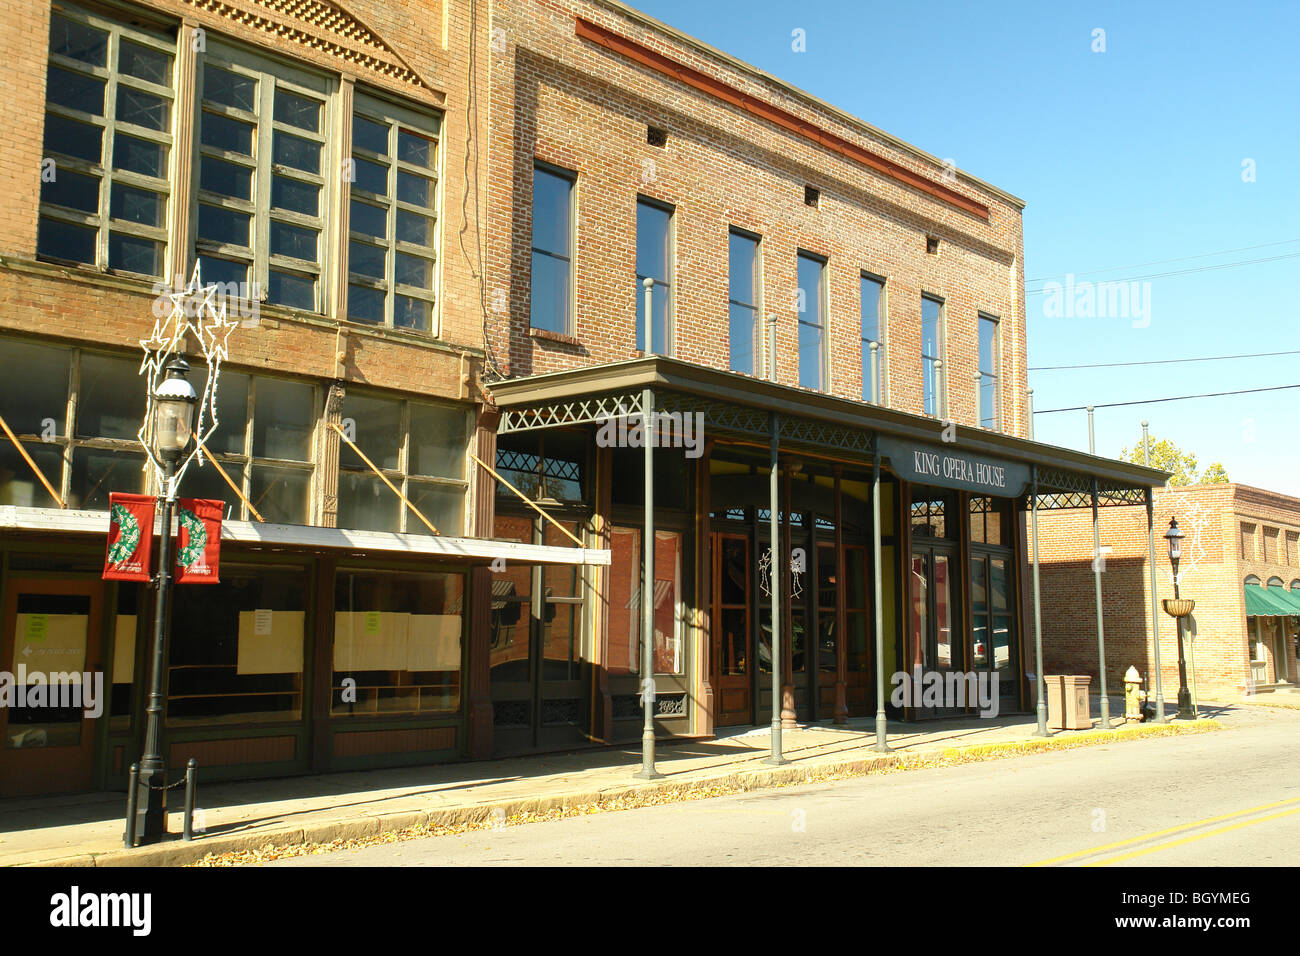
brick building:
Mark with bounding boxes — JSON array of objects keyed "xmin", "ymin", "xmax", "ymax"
[
  {"xmin": 0, "ymin": 0, "xmax": 1167, "ymax": 797},
  {"xmin": 1037, "ymin": 483, "xmax": 1300, "ymax": 703}
]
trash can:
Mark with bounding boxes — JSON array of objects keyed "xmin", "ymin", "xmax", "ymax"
[{"xmin": 1044, "ymin": 675, "xmax": 1092, "ymax": 730}]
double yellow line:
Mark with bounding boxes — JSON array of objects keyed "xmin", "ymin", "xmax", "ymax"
[{"xmin": 1028, "ymin": 795, "xmax": 1300, "ymax": 867}]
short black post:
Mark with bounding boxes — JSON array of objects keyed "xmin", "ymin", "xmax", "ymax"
[
  {"xmin": 124, "ymin": 762, "xmax": 140, "ymax": 848},
  {"xmin": 183, "ymin": 758, "xmax": 198, "ymax": 841}
]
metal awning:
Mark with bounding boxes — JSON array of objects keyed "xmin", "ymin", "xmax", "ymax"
[
  {"xmin": 0, "ymin": 505, "xmax": 609, "ymax": 567},
  {"xmin": 1246, "ymin": 583, "xmax": 1300, "ymax": 616},
  {"xmin": 487, "ymin": 356, "xmax": 1170, "ymax": 508}
]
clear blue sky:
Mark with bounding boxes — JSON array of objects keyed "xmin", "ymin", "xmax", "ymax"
[{"xmin": 632, "ymin": 0, "xmax": 1300, "ymax": 494}]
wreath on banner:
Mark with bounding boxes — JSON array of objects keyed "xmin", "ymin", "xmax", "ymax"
[
  {"xmin": 107, "ymin": 502, "xmax": 141, "ymax": 565},
  {"xmin": 177, "ymin": 507, "xmax": 207, "ymax": 568}
]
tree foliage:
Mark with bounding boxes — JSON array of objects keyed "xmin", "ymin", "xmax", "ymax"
[{"xmin": 1120, "ymin": 435, "xmax": 1229, "ymax": 486}]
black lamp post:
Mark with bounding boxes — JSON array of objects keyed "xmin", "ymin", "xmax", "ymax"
[
  {"xmin": 1163, "ymin": 517, "xmax": 1195, "ymax": 719},
  {"xmin": 134, "ymin": 357, "xmax": 198, "ymax": 845}
]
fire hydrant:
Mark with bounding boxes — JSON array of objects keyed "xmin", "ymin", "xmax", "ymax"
[{"xmin": 1124, "ymin": 666, "xmax": 1143, "ymax": 721}]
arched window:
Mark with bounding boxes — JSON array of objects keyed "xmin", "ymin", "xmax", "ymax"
[
  {"xmin": 1290, "ymin": 580, "xmax": 1300, "ymax": 592},
  {"xmin": 1245, "ymin": 575, "xmax": 1262, "ymax": 587},
  {"xmin": 1267, "ymin": 576, "xmax": 1285, "ymax": 589}
]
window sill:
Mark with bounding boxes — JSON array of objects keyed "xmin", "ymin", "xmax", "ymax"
[{"xmin": 529, "ymin": 326, "xmax": 582, "ymax": 347}]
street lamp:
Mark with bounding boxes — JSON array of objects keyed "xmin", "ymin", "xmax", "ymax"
[
  {"xmin": 1162, "ymin": 517, "xmax": 1195, "ymax": 719},
  {"xmin": 134, "ymin": 357, "xmax": 198, "ymax": 844}
]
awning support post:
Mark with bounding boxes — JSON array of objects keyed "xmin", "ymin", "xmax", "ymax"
[
  {"xmin": 1091, "ymin": 477, "xmax": 1112, "ymax": 729},
  {"xmin": 766, "ymin": 409, "xmax": 786, "ymax": 765},
  {"xmin": 1030, "ymin": 467, "xmax": 1049, "ymax": 737},
  {"xmin": 871, "ymin": 444, "xmax": 890, "ymax": 752},
  {"xmin": 635, "ymin": 383, "xmax": 662, "ymax": 779},
  {"xmin": 1142, "ymin": 422, "xmax": 1167, "ymax": 723}
]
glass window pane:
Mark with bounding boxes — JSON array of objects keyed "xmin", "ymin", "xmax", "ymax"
[
  {"xmin": 37, "ymin": 217, "xmax": 96, "ymax": 264},
  {"xmin": 250, "ymin": 464, "xmax": 310, "ymax": 525},
  {"xmin": 861, "ymin": 275, "xmax": 882, "ymax": 344},
  {"xmin": 408, "ymin": 404, "xmax": 467, "ymax": 478},
  {"xmin": 395, "ymin": 253, "xmax": 433, "ymax": 290},
  {"xmin": 352, "ymin": 114, "xmax": 388, "ymax": 156},
  {"xmin": 728, "ymin": 231, "xmax": 756, "ymax": 307},
  {"xmin": 397, "ymin": 129, "xmax": 434, "ymax": 168},
  {"xmin": 108, "ymin": 233, "xmax": 161, "ymax": 275},
  {"xmin": 112, "ymin": 134, "xmax": 166, "ymax": 178},
  {"xmin": 337, "ymin": 471, "xmax": 399, "ymax": 533},
  {"xmin": 396, "ymin": 209, "xmax": 431, "ymax": 246},
  {"xmin": 270, "ymin": 220, "xmax": 318, "ymax": 262},
  {"xmin": 182, "ymin": 455, "xmax": 241, "ymax": 518},
  {"xmin": 397, "ymin": 170, "xmax": 434, "ymax": 209},
  {"xmin": 394, "ymin": 295, "xmax": 430, "ymax": 331},
  {"xmin": 203, "ymin": 66, "xmax": 256, "ymax": 112},
  {"xmin": 115, "ymin": 86, "xmax": 169, "ymax": 131},
  {"xmin": 352, "ymin": 156, "xmax": 388, "ymax": 195},
  {"xmin": 69, "ymin": 448, "xmax": 146, "ymax": 509},
  {"xmin": 200, "ymin": 156, "xmax": 252, "ymax": 201},
  {"xmin": 110, "ymin": 184, "xmax": 163, "ymax": 227},
  {"xmin": 252, "ymin": 378, "xmax": 314, "ymax": 461},
  {"xmin": 77, "ymin": 353, "xmax": 145, "ymax": 439},
  {"xmin": 922, "ymin": 296, "xmax": 941, "ymax": 356},
  {"xmin": 0, "ymin": 441, "xmax": 64, "ymax": 507},
  {"xmin": 273, "ymin": 132, "xmax": 320, "ymax": 173},
  {"xmin": 41, "ymin": 167, "xmax": 100, "ymax": 213},
  {"xmin": 43, "ymin": 113, "xmax": 102, "ymax": 163},
  {"xmin": 200, "ymin": 111, "xmax": 253, "ymax": 155},
  {"xmin": 347, "ymin": 284, "xmax": 385, "ymax": 324},
  {"xmin": 532, "ymin": 168, "xmax": 571, "ymax": 256},
  {"xmin": 341, "ymin": 394, "xmax": 401, "ymax": 471},
  {"xmin": 119, "ymin": 40, "xmax": 171, "ymax": 85},
  {"xmin": 49, "ymin": 15, "xmax": 108, "ymax": 66},
  {"xmin": 728, "ymin": 302, "xmax": 756, "ymax": 374},
  {"xmin": 46, "ymin": 66, "xmax": 105, "ymax": 116},
  {"xmin": 274, "ymin": 90, "xmax": 320, "ymax": 132},
  {"xmin": 270, "ymin": 175, "xmax": 318, "ymax": 215},
  {"xmin": 0, "ymin": 339, "xmax": 69, "ymax": 436},
  {"xmin": 529, "ymin": 251, "xmax": 568, "ymax": 333},
  {"xmin": 350, "ymin": 199, "xmax": 387, "ymax": 239},
  {"xmin": 268, "ymin": 270, "xmax": 316, "ymax": 311},
  {"xmin": 979, "ymin": 315, "xmax": 997, "ymax": 373},
  {"xmin": 198, "ymin": 203, "xmax": 251, "ymax": 247},
  {"xmin": 197, "ymin": 255, "xmax": 248, "ymax": 290},
  {"xmin": 636, "ymin": 201, "xmax": 670, "ymax": 282},
  {"xmin": 798, "ymin": 317, "xmax": 824, "ymax": 390},
  {"xmin": 201, "ymin": 369, "xmax": 248, "ymax": 455},
  {"xmin": 405, "ymin": 482, "xmax": 464, "ymax": 536},
  {"xmin": 349, "ymin": 240, "xmax": 385, "ymax": 280}
]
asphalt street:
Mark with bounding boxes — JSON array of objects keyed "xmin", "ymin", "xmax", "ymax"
[{"xmin": 270, "ymin": 706, "xmax": 1300, "ymax": 867}]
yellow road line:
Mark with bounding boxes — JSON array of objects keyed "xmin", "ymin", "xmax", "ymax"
[
  {"xmin": 1027, "ymin": 795, "xmax": 1300, "ymax": 867},
  {"xmin": 1085, "ymin": 805, "xmax": 1300, "ymax": 866}
]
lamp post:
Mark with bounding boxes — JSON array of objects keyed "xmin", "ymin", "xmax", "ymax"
[
  {"xmin": 135, "ymin": 357, "xmax": 198, "ymax": 844},
  {"xmin": 1162, "ymin": 517, "xmax": 1195, "ymax": 719}
]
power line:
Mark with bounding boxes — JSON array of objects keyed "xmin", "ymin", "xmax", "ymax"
[
  {"xmin": 1026, "ymin": 251, "xmax": 1300, "ymax": 294},
  {"xmin": 1025, "ymin": 236, "xmax": 1300, "ymax": 284},
  {"xmin": 1034, "ymin": 383, "xmax": 1300, "ymax": 414},
  {"xmin": 1029, "ymin": 349, "xmax": 1300, "ymax": 372}
]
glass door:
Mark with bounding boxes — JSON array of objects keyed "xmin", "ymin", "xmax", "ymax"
[
  {"xmin": 971, "ymin": 552, "xmax": 1018, "ymax": 710},
  {"xmin": 0, "ymin": 579, "xmax": 103, "ymax": 796},
  {"xmin": 909, "ymin": 546, "xmax": 958, "ymax": 715},
  {"xmin": 712, "ymin": 533, "xmax": 752, "ymax": 726}
]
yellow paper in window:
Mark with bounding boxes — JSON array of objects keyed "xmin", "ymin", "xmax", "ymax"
[
  {"xmin": 112, "ymin": 615, "xmax": 136, "ymax": 684},
  {"xmin": 15, "ymin": 613, "xmax": 87, "ymax": 681},
  {"xmin": 237, "ymin": 611, "xmax": 305, "ymax": 675},
  {"xmin": 333, "ymin": 612, "xmax": 408, "ymax": 670},
  {"xmin": 407, "ymin": 614, "xmax": 462, "ymax": 671}
]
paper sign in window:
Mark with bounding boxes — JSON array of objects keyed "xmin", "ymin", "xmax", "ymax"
[
  {"xmin": 236, "ymin": 610, "xmax": 305, "ymax": 675},
  {"xmin": 15, "ymin": 613, "xmax": 87, "ymax": 680},
  {"xmin": 406, "ymin": 614, "xmax": 461, "ymax": 671},
  {"xmin": 112, "ymin": 615, "xmax": 136, "ymax": 684},
  {"xmin": 333, "ymin": 611, "xmax": 409, "ymax": 670}
]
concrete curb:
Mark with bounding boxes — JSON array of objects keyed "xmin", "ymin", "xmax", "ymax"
[{"xmin": 15, "ymin": 719, "xmax": 1222, "ymax": 867}]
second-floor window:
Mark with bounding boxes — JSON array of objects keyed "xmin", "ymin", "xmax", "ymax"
[
  {"xmin": 38, "ymin": 8, "xmax": 175, "ymax": 277},
  {"xmin": 921, "ymin": 294, "xmax": 943, "ymax": 416},
  {"xmin": 635, "ymin": 198, "xmax": 672, "ymax": 355},
  {"xmin": 530, "ymin": 164, "xmax": 574, "ymax": 334},
  {"xmin": 728, "ymin": 229, "xmax": 759, "ymax": 374},
  {"xmin": 797, "ymin": 252, "xmax": 826, "ymax": 390},
  {"xmin": 861, "ymin": 274, "xmax": 885, "ymax": 401},
  {"xmin": 978, "ymin": 313, "xmax": 1000, "ymax": 428}
]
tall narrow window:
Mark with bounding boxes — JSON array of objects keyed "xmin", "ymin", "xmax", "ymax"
[
  {"xmin": 38, "ymin": 7, "xmax": 175, "ymax": 277},
  {"xmin": 921, "ymin": 295, "xmax": 943, "ymax": 416},
  {"xmin": 978, "ymin": 313, "xmax": 1000, "ymax": 429},
  {"xmin": 530, "ymin": 164, "xmax": 574, "ymax": 334},
  {"xmin": 861, "ymin": 274, "xmax": 885, "ymax": 401},
  {"xmin": 797, "ymin": 252, "xmax": 826, "ymax": 390},
  {"xmin": 195, "ymin": 46, "xmax": 330, "ymax": 311},
  {"xmin": 635, "ymin": 198, "xmax": 672, "ymax": 355},
  {"xmin": 346, "ymin": 92, "xmax": 441, "ymax": 332},
  {"xmin": 728, "ymin": 230, "xmax": 759, "ymax": 373}
]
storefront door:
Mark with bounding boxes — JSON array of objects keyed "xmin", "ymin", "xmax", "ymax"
[
  {"xmin": 909, "ymin": 545, "xmax": 960, "ymax": 715},
  {"xmin": 0, "ymin": 579, "xmax": 103, "ymax": 796},
  {"xmin": 712, "ymin": 533, "xmax": 752, "ymax": 726}
]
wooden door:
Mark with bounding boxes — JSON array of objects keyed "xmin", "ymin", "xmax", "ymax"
[
  {"xmin": 0, "ymin": 579, "xmax": 104, "ymax": 796},
  {"xmin": 712, "ymin": 533, "xmax": 752, "ymax": 726}
]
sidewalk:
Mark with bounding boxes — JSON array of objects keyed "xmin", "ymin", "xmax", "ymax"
[{"xmin": 0, "ymin": 704, "xmax": 1238, "ymax": 867}]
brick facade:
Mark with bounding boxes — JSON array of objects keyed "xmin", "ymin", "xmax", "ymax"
[{"xmin": 1037, "ymin": 483, "xmax": 1300, "ymax": 700}]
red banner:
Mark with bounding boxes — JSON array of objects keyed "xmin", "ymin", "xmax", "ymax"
[
  {"xmin": 175, "ymin": 498, "xmax": 222, "ymax": 584},
  {"xmin": 103, "ymin": 493, "xmax": 157, "ymax": 582}
]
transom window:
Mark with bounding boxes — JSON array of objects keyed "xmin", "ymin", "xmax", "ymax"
[
  {"xmin": 38, "ymin": 7, "xmax": 175, "ymax": 277},
  {"xmin": 346, "ymin": 93, "xmax": 441, "ymax": 333},
  {"xmin": 194, "ymin": 45, "xmax": 330, "ymax": 311}
]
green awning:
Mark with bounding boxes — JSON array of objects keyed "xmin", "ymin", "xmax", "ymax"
[
  {"xmin": 1268, "ymin": 586, "xmax": 1300, "ymax": 614},
  {"xmin": 1245, "ymin": 583, "xmax": 1297, "ymax": 616}
]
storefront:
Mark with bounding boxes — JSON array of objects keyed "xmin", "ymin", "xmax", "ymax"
[{"xmin": 488, "ymin": 356, "xmax": 1166, "ymax": 742}]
